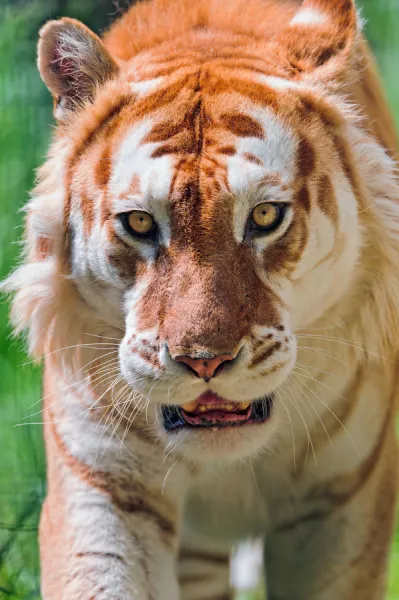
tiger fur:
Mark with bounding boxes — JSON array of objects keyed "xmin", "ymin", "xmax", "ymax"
[{"xmin": 3, "ymin": 0, "xmax": 399, "ymax": 598}]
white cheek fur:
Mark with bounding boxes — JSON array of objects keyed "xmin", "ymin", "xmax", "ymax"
[
  {"xmin": 228, "ymin": 108, "xmax": 297, "ymax": 244},
  {"xmin": 290, "ymin": 173, "xmax": 361, "ymax": 329},
  {"xmin": 109, "ymin": 118, "xmax": 175, "ymax": 249}
]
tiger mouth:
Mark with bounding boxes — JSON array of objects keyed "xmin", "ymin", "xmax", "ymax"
[{"xmin": 162, "ymin": 391, "xmax": 274, "ymax": 431}]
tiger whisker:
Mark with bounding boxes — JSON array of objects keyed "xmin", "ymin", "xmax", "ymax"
[
  {"xmin": 84, "ymin": 333, "xmax": 123, "ymax": 342},
  {"xmin": 278, "ymin": 391, "xmax": 297, "ymax": 473},
  {"xmin": 90, "ymin": 374, "xmax": 125, "ymax": 435},
  {"xmin": 283, "ymin": 381, "xmax": 318, "ymax": 468},
  {"xmin": 292, "ymin": 363, "xmax": 352, "ymax": 405},
  {"xmin": 22, "ymin": 351, "xmax": 120, "ymax": 413},
  {"xmin": 294, "ymin": 359, "xmax": 341, "ymax": 380},
  {"xmin": 290, "ymin": 374, "xmax": 334, "ymax": 450},
  {"xmin": 290, "ymin": 370, "xmax": 359, "ymax": 457},
  {"xmin": 295, "ymin": 320, "xmax": 349, "ymax": 332},
  {"xmin": 20, "ymin": 365, "xmax": 121, "ymax": 423},
  {"xmin": 297, "ymin": 345, "xmax": 349, "ymax": 367},
  {"xmin": 119, "ymin": 391, "xmax": 146, "ymax": 449},
  {"xmin": 162, "ymin": 461, "xmax": 179, "ymax": 495},
  {"xmin": 105, "ymin": 388, "xmax": 134, "ymax": 458},
  {"xmin": 296, "ymin": 334, "xmax": 391, "ymax": 361},
  {"xmin": 20, "ymin": 342, "xmax": 120, "ymax": 366},
  {"xmin": 73, "ymin": 368, "xmax": 125, "ymax": 424},
  {"xmin": 89, "ymin": 375, "xmax": 127, "ymax": 476}
]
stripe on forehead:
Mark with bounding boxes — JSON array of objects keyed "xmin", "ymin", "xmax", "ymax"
[
  {"xmin": 118, "ymin": 71, "xmax": 290, "ymax": 159},
  {"xmin": 109, "ymin": 118, "xmax": 175, "ymax": 206},
  {"xmin": 76, "ymin": 63, "xmax": 330, "ymax": 243},
  {"xmin": 226, "ymin": 106, "xmax": 297, "ymax": 196}
]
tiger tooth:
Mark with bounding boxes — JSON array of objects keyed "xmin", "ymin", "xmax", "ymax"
[
  {"xmin": 182, "ymin": 401, "xmax": 251, "ymax": 414},
  {"xmin": 239, "ymin": 401, "xmax": 251, "ymax": 409},
  {"xmin": 182, "ymin": 401, "xmax": 198, "ymax": 412}
]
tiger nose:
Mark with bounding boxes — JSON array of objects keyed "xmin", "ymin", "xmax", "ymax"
[{"xmin": 175, "ymin": 354, "xmax": 234, "ymax": 381}]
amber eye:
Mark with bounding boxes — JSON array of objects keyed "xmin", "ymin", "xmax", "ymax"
[
  {"xmin": 124, "ymin": 211, "xmax": 155, "ymax": 236},
  {"xmin": 251, "ymin": 202, "xmax": 282, "ymax": 231}
]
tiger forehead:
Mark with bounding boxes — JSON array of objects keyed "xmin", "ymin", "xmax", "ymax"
[
  {"xmin": 68, "ymin": 59, "xmax": 344, "ymax": 236},
  {"xmin": 68, "ymin": 35, "xmax": 345, "ymax": 195},
  {"xmin": 104, "ymin": 72, "xmax": 302, "ymax": 206}
]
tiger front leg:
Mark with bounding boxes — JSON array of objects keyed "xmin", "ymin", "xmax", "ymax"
[
  {"xmin": 39, "ymin": 405, "xmax": 187, "ymax": 600},
  {"xmin": 40, "ymin": 474, "xmax": 182, "ymax": 600},
  {"xmin": 265, "ymin": 425, "xmax": 398, "ymax": 600},
  {"xmin": 179, "ymin": 544, "xmax": 232, "ymax": 600}
]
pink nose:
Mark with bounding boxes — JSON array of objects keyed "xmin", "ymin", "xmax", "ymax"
[{"xmin": 176, "ymin": 354, "xmax": 234, "ymax": 381}]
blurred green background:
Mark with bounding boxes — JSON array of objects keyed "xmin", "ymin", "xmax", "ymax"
[{"xmin": 0, "ymin": 0, "xmax": 398, "ymax": 598}]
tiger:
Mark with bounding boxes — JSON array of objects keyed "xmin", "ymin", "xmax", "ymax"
[{"xmin": 3, "ymin": 0, "xmax": 399, "ymax": 598}]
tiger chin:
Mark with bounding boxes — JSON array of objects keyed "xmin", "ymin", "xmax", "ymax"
[{"xmin": 3, "ymin": 0, "xmax": 399, "ymax": 598}]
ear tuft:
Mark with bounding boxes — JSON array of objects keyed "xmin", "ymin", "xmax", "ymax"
[
  {"xmin": 38, "ymin": 18, "xmax": 119, "ymax": 120},
  {"xmin": 276, "ymin": 0, "xmax": 359, "ymax": 83}
]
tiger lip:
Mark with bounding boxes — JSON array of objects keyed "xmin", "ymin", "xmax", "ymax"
[{"xmin": 162, "ymin": 391, "xmax": 274, "ymax": 431}]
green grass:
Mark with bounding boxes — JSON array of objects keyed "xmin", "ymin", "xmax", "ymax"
[
  {"xmin": 236, "ymin": 593, "xmax": 265, "ymax": 600},
  {"xmin": 0, "ymin": 1, "xmax": 399, "ymax": 598},
  {"xmin": 0, "ymin": 4, "xmax": 50, "ymax": 598}
]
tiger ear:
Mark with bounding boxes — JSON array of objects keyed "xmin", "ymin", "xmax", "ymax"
[
  {"xmin": 38, "ymin": 18, "xmax": 119, "ymax": 121},
  {"xmin": 275, "ymin": 0, "xmax": 359, "ymax": 84}
]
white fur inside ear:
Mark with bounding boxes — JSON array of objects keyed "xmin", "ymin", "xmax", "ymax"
[
  {"xmin": 38, "ymin": 19, "xmax": 118, "ymax": 120},
  {"xmin": 290, "ymin": 7, "xmax": 328, "ymax": 26},
  {"xmin": 54, "ymin": 27, "xmax": 94, "ymax": 81}
]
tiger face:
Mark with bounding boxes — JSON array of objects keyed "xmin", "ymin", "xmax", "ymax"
[{"xmin": 13, "ymin": 0, "xmax": 365, "ymax": 459}]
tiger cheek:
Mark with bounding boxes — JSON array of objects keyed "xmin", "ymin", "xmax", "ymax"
[
  {"xmin": 103, "ymin": 227, "xmax": 146, "ymax": 283},
  {"xmin": 262, "ymin": 208, "xmax": 309, "ymax": 279},
  {"xmin": 129, "ymin": 259, "xmax": 170, "ymax": 334}
]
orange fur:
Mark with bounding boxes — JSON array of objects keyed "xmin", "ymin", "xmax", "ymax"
[{"xmin": 3, "ymin": 1, "xmax": 399, "ymax": 599}]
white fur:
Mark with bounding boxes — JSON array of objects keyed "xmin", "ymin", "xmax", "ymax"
[
  {"xmin": 231, "ymin": 541, "xmax": 263, "ymax": 591},
  {"xmin": 259, "ymin": 75, "xmax": 302, "ymax": 92},
  {"xmin": 109, "ymin": 120, "xmax": 174, "ymax": 250},
  {"xmin": 290, "ymin": 7, "xmax": 328, "ymax": 27},
  {"xmin": 228, "ymin": 107, "xmax": 296, "ymax": 243},
  {"xmin": 109, "ymin": 119, "xmax": 155, "ymax": 199},
  {"xmin": 4, "ymin": 8, "xmax": 399, "ymax": 599},
  {"xmin": 130, "ymin": 77, "xmax": 164, "ymax": 97},
  {"xmin": 291, "ymin": 170, "xmax": 361, "ymax": 328}
]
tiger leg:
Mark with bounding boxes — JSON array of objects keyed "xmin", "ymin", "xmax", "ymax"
[
  {"xmin": 40, "ymin": 470, "xmax": 182, "ymax": 600},
  {"xmin": 265, "ymin": 426, "xmax": 398, "ymax": 600},
  {"xmin": 40, "ymin": 392, "xmax": 184, "ymax": 600},
  {"xmin": 179, "ymin": 545, "xmax": 232, "ymax": 600}
]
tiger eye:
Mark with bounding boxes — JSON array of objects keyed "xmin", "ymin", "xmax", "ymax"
[
  {"xmin": 251, "ymin": 203, "xmax": 280, "ymax": 229},
  {"xmin": 127, "ymin": 211, "xmax": 154, "ymax": 235}
]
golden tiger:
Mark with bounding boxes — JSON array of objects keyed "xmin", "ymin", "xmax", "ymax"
[{"xmin": 4, "ymin": 0, "xmax": 399, "ymax": 598}]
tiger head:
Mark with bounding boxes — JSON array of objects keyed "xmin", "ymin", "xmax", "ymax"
[{"xmin": 6, "ymin": 0, "xmax": 399, "ymax": 461}]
